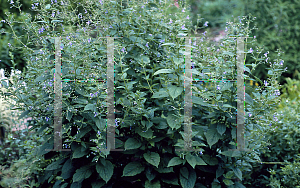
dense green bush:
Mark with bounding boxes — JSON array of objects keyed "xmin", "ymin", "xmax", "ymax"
[
  {"xmin": 0, "ymin": 0, "xmax": 286, "ymax": 187},
  {"xmin": 244, "ymin": 0, "xmax": 300, "ymax": 87},
  {"xmin": 245, "ymin": 72, "xmax": 300, "ymax": 188}
]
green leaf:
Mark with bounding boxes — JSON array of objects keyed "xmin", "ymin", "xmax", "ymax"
[
  {"xmin": 137, "ymin": 127, "xmax": 153, "ymax": 138},
  {"xmin": 96, "ymin": 160, "xmax": 114, "ymax": 183},
  {"xmin": 72, "ymin": 146, "xmax": 88, "ymax": 159},
  {"xmin": 161, "ymin": 173, "xmax": 179, "ymax": 185},
  {"xmin": 179, "ymin": 167, "xmax": 196, "ymax": 188},
  {"xmin": 122, "ymin": 162, "xmax": 145, "ymax": 177},
  {"xmin": 245, "ymin": 92, "xmax": 253, "ymax": 105},
  {"xmin": 216, "ymin": 166, "xmax": 224, "ymax": 179},
  {"xmin": 18, "ymin": 110, "xmax": 30, "ymax": 120},
  {"xmin": 222, "ymin": 104, "xmax": 235, "ymax": 108},
  {"xmin": 145, "ymin": 180, "xmax": 161, "ymax": 188},
  {"xmin": 34, "ymin": 75, "xmax": 47, "ymax": 83},
  {"xmin": 139, "ymin": 55, "xmax": 150, "ymax": 64},
  {"xmin": 61, "ymin": 159, "xmax": 76, "ymax": 179},
  {"xmin": 91, "ymin": 181, "xmax": 106, "ymax": 188},
  {"xmin": 145, "ymin": 167, "xmax": 156, "ymax": 182},
  {"xmin": 223, "ymin": 179, "xmax": 234, "ymax": 186},
  {"xmin": 84, "ymin": 104, "xmax": 95, "ymax": 111},
  {"xmin": 168, "ymin": 85, "xmax": 183, "ymax": 100},
  {"xmin": 217, "ymin": 124, "xmax": 226, "ymax": 136},
  {"xmin": 151, "ymin": 89, "xmax": 169, "ymax": 98},
  {"xmin": 192, "ymin": 96, "xmax": 210, "ymax": 107},
  {"xmin": 205, "ymin": 129, "xmax": 221, "ymax": 149},
  {"xmin": 224, "ymin": 171, "xmax": 234, "ymax": 179},
  {"xmin": 220, "ymin": 150, "xmax": 241, "ymax": 157},
  {"xmin": 186, "ymin": 153, "xmax": 197, "ymax": 169},
  {"xmin": 195, "ymin": 156, "xmax": 207, "ymax": 165},
  {"xmin": 73, "ymin": 165, "xmax": 92, "ymax": 182},
  {"xmin": 166, "ymin": 111, "xmax": 183, "ymax": 130},
  {"xmin": 143, "ymin": 152, "xmax": 160, "ymax": 168},
  {"xmin": 66, "ymin": 111, "xmax": 73, "ymax": 122},
  {"xmin": 45, "ymin": 158, "xmax": 66, "ymax": 171},
  {"xmin": 233, "ymin": 167, "xmax": 243, "ymax": 181},
  {"xmin": 173, "ymin": 57, "xmax": 184, "ymax": 65},
  {"xmin": 153, "ymin": 69, "xmax": 175, "ymax": 76},
  {"xmin": 252, "ymin": 92, "xmax": 260, "ymax": 100},
  {"xmin": 167, "ymin": 157, "xmax": 183, "ymax": 167},
  {"xmin": 125, "ymin": 138, "xmax": 142, "ymax": 150},
  {"xmin": 94, "ymin": 117, "xmax": 106, "ymax": 131}
]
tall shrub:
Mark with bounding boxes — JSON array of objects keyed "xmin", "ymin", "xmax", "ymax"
[{"xmin": 1, "ymin": 0, "xmax": 286, "ymax": 187}]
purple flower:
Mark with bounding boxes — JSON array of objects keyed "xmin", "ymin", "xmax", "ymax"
[
  {"xmin": 264, "ymin": 80, "xmax": 268, "ymax": 86},
  {"xmin": 182, "ymin": 8, "xmax": 185, "ymax": 12},
  {"xmin": 249, "ymin": 113, "xmax": 252, "ymax": 117},
  {"xmin": 203, "ymin": 31, "xmax": 206, "ymax": 36},
  {"xmin": 181, "ymin": 24, "xmax": 186, "ymax": 30},
  {"xmin": 8, "ymin": 43, "xmax": 11, "ymax": 47},
  {"xmin": 52, "ymin": 12, "xmax": 55, "ymax": 17},
  {"xmin": 146, "ymin": 43, "xmax": 149, "ymax": 48},
  {"xmin": 88, "ymin": 38, "xmax": 91, "ymax": 43},
  {"xmin": 264, "ymin": 51, "xmax": 268, "ymax": 57},
  {"xmin": 169, "ymin": 19, "xmax": 173, "ymax": 24},
  {"xmin": 204, "ymin": 21, "xmax": 208, "ymax": 27},
  {"xmin": 191, "ymin": 62, "xmax": 195, "ymax": 69},
  {"xmin": 38, "ymin": 26, "xmax": 45, "ymax": 34},
  {"xmin": 273, "ymin": 115, "xmax": 278, "ymax": 122},
  {"xmin": 99, "ymin": 0, "xmax": 103, "ymax": 5},
  {"xmin": 217, "ymin": 86, "xmax": 220, "ymax": 90},
  {"xmin": 121, "ymin": 47, "xmax": 125, "ymax": 53},
  {"xmin": 186, "ymin": 15, "xmax": 189, "ymax": 19},
  {"xmin": 249, "ymin": 48, "xmax": 253, "ymax": 53},
  {"xmin": 10, "ymin": 0, "xmax": 14, "ymax": 4},
  {"xmin": 280, "ymin": 61, "xmax": 283, "ymax": 65},
  {"xmin": 87, "ymin": 21, "xmax": 90, "ymax": 26},
  {"xmin": 254, "ymin": 36, "xmax": 256, "ymax": 39}
]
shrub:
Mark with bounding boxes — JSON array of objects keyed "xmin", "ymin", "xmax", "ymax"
[{"xmin": 0, "ymin": 0, "xmax": 286, "ymax": 187}]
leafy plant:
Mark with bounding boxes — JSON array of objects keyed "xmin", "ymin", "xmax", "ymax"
[{"xmin": 0, "ymin": 0, "xmax": 287, "ymax": 187}]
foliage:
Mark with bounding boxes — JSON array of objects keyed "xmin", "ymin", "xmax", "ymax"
[
  {"xmin": 0, "ymin": 0, "xmax": 286, "ymax": 187},
  {"xmin": 0, "ymin": 0, "xmax": 38, "ymax": 78},
  {"xmin": 243, "ymin": 70, "xmax": 300, "ymax": 187},
  {"xmin": 244, "ymin": 0, "xmax": 300, "ymax": 87}
]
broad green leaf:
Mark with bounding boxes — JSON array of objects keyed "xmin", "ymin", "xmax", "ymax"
[
  {"xmin": 222, "ymin": 104, "xmax": 235, "ymax": 108},
  {"xmin": 168, "ymin": 85, "xmax": 183, "ymax": 100},
  {"xmin": 122, "ymin": 162, "xmax": 145, "ymax": 177},
  {"xmin": 167, "ymin": 157, "xmax": 183, "ymax": 167},
  {"xmin": 61, "ymin": 159, "xmax": 76, "ymax": 180},
  {"xmin": 96, "ymin": 160, "xmax": 114, "ymax": 183},
  {"xmin": 192, "ymin": 96, "xmax": 210, "ymax": 107},
  {"xmin": 161, "ymin": 174, "xmax": 180, "ymax": 185},
  {"xmin": 173, "ymin": 57, "xmax": 184, "ymax": 65},
  {"xmin": 252, "ymin": 92, "xmax": 260, "ymax": 100},
  {"xmin": 73, "ymin": 146, "xmax": 88, "ymax": 159},
  {"xmin": 143, "ymin": 152, "xmax": 160, "ymax": 168},
  {"xmin": 186, "ymin": 153, "xmax": 197, "ymax": 169},
  {"xmin": 205, "ymin": 129, "xmax": 220, "ymax": 149},
  {"xmin": 45, "ymin": 158, "xmax": 65, "ymax": 171},
  {"xmin": 195, "ymin": 156, "xmax": 207, "ymax": 166},
  {"xmin": 216, "ymin": 166, "xmax": 224, "ymax": 179},
  {"xmin": 223, "ymin": 179, "xmax": 234, "ymax": 186},
  {"xmin": 66, "ymin": 111, "xmax": 73, "ymax": 122},
  {"xmin": 34, "ymin": 75, "xmax": 47, "ymax": 83},
  {"xmin": 166, "ymin": 111, "xmax": 183, "ymax": 130},
  {"xmin": 91, "ymin": 181, "xmax": 106, "ymax": 188},
  {"xmin": 224, "ymin": 171, "xmax": 234, "ymax": 179},
  {"xmin": 145, "ymin": 167, "xmax": 156, "ymax": 182},
  {"xmin": 220, "ymin": 150, "xmax": 242, "ymax": 157},
  {"xmin": 151, "ymin": 90, "xmax": 169, "ymax": 98},
  {"xmin": 217, "ymin": 124, "xmax": 226, "ymax": 136},
  {"xmin": 245, "ymin": 92, "xmax": 253, "ymax": 105},
  {"xmin": 18, "ymin": 110, "xmax": 30, "ymax": 120},
  {"xmin": 233, "ymin": 167, "xmax": 243, "ymax": 181},
  {"xmin": 125, "ymin": 138, "xmax": 142, "ymax": 150},
  {"xmin": 179, "ymin": 167, "xmax": 196, "ymax": 188},
  {"xmin": 145, "ymin": 180, "xmax": 161, "ymax": 188},
  {"xmin": 201, "ymin": 155, "xmax": 218, "ymax": 166},
  {"xmin": 139, "ymin": 55, "xmax": 150, "ymax": 64},
  {"xmin": 153, "ymin": 69, "xmax": 175, "ymax": 76},
  {"xmin": 84, "ymin": 104, "xmax": 95, "ymax": 111},
  {"xmin": 73, "ymin": 165, "xmax": 92, "ymax": 182},
  {"xmin": 94, "ymin": 117, "xmax": 106, "ymax": 131},
  {"xmin": 137, "ymin": 127, "xmax": 153, "ymax": 138}
]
